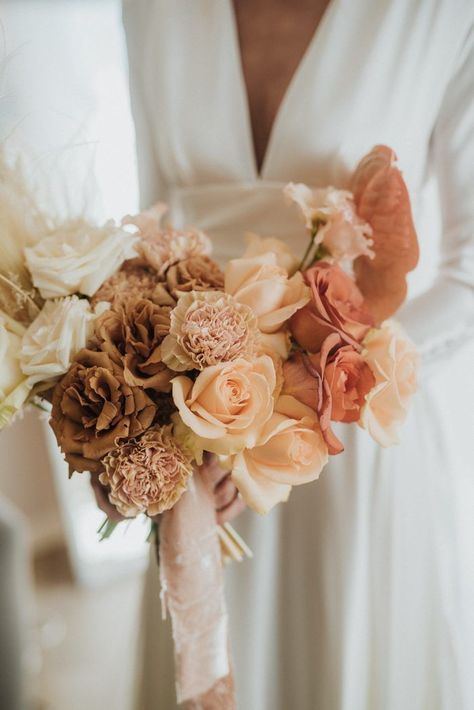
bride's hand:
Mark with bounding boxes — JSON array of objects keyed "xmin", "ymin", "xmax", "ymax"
[
  {"xmin": 90, "ymin": 452, "xmax": 246, "ymax": 526},
  {"xmin": 200, "ymin": 452, "xmax": 246, "ymax": 525},
  {"xmin": 90, "ymin": 471, "xmax": 125, "ymax": 522}
]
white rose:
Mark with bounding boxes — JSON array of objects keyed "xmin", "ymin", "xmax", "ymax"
[
  {"xmin": 19, "ymin": 296, "xmax": 108, "ymax": 386},
  {"xmin": 0, "ymin": 316, "xmax": 31, "ymax": 428},
  {"xmin": 24, "ymin": 219, "xmax": 138, "ymax": 298}
]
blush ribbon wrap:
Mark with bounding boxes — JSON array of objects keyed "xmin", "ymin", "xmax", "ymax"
[{"xmin": 159, "ymin": 473, "xmax": 236, "ymax": 708}]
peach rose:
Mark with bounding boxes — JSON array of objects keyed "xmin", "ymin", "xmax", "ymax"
[
  {"xmin": 172, "ymin": 355, "xmax": 276, "ymax": 455},
  {"xmin": 225, "ymin": 253, "xmax": 309, "ymax": 334},
  {"xmin": 243, "ymin": 232, "xmax": 300, "ymax": 274},
  {"xmin": 231, "ymin": 394, "xmax": 328, "ymax": 514},
  {"xmin": 360, "ymin": 321, "xmax": 418, "ymax": 446},
  {"xmin": 258, "ymin": 330, "xmax": 291, "ymax": 361},
  {"xmin": 283, "ymin": 334, "xmax": 375, "ymax": 454},
  {"xmin": 290, "ymin": 261, "xmax": 373, "ymax": 352}
]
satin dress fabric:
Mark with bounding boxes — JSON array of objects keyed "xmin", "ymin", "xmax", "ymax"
[{"xmin": 123, "ymin": 1, "xmax": 474, "ymax": 708}]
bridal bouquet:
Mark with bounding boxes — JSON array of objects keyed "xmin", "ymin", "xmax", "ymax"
[{"xmin": 0, "ymin": 145, "xmax": 419, "ymax": 707}]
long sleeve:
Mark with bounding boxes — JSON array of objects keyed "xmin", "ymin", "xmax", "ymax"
[
  {"xmin": 398, "ymin": 27, "xmax": 474, "ymax": 375},
  {"xmin": 122, "ymin": 0, "xmax": 169, "ymax": 209}
]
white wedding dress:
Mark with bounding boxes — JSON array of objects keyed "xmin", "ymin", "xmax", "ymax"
[{"xmin": 123, "ymin": 1, "xmax": 474, "ymax": 708}]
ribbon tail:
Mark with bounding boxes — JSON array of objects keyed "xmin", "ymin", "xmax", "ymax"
[{"xmin": 159, "ymin": 474, "xmax": 236, "ymax": 708}]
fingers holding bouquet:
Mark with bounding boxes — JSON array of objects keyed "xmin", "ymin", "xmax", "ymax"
[
  {"xmin": 200, "ymin": 452, "xmax": 247, "ymax": 525},
  {"xmin": 90, "ymin": 472, "xmax": 125, "ymax": 523}
]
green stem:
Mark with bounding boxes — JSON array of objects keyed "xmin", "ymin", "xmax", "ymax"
[
  {"xmin": 97, "ymin": 517, "xmax": 119, "ymax": 541},
  {"xmin": 299, "ymin": 218, "xmax": 327, "ymax": 271},
  {"xmin": 147, "ymin": 520, "xmax": 159, "ymax": 544},
  {"xmin": 299, "ymin": 238, "xmax": 315, "ymax": 272}
]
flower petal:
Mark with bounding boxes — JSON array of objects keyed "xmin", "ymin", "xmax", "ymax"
[{"xmin": 352, "ymin": 145, "xmax": 419, "ymax": 321}]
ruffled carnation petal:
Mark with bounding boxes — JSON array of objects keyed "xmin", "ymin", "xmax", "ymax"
[
  {"xmin": 50, "ymin": 349, "xmax": 157, "ymax": 474},
  {"xmin": 100, "ymin": 425, "xmax": 193, "ymax": 517},
  {"xmin": 162, "ymin": 291, "xmax": 259, "ymax": 371}
]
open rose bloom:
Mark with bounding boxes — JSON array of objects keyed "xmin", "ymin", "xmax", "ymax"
[{"xmin": 0, "ymin": 146, "xmax": 419, "ymax": 706}]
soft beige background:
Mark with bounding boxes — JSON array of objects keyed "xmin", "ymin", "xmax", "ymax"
[{"xmin": 0, "ymin": 2, "xmax": 147, "ymax": 709}]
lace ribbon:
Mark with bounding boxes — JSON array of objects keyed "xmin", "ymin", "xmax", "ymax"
[{"xmin": 159, "ymin": 474, "xmax": 236, "ymax": 708}]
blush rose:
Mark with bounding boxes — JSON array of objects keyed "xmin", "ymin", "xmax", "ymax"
[
  {"xmin": 290, "ymin": 261, "xmax": 373, "ymax": 353},
  {"xmin": 283, "ymin": 333, "xmax": 375, "ymax": 454}
]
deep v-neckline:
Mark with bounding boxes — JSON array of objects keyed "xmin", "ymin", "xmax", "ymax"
[{"xmin": 228, "ymin": 0, "xmax": 338, "ymax": 180}]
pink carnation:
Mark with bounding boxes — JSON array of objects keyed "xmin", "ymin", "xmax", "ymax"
[
  {"xmin": 123, "ymin": 202, "xmax": 212, "ymax": 276},
  {"xmin": 100, "ymin": 425, "xmax": 193, "ymax": 517},
  {"xmin": 162, "ymin": 291, "xmax": 259, "ymax": 371},
  {"xmin": 284, "ymin": 183, "xmax": 374, "ymax": 261}
]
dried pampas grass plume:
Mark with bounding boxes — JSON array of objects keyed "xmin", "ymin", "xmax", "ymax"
[{"xmin": 0, "ymin": 148, "xmax": 47, "ymax": 323}]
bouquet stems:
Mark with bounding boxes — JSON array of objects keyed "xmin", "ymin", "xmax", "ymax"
[
  {"xmin": 218, "ymin": 523, "xmax": 253, "ymax": 563},
  {"xmin": 97, "ymin": 517, "xmax": 119, "ymax": 541}
]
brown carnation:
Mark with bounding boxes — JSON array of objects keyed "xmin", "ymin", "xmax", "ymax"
[
  {"xmin": 91, "ymin": 262, "xmax": 175, "ymax": 308},
  {"xmin": 50, "ymin": 349, "xmax": 156, "ymax": 474},
  {"xmin": 164, "ymin": 256, "xmax": 224, "ymax": 299},
  {"xmin": 100, "ymin": 425, "xmax": 193, "ymax": 517},
  {"xmin": 147, "ymin": 391, "xmax": 177, "ymax": 426},
  {"xmin": 91, "ymin": 298, "xmax": 173, "ymax": 391}
]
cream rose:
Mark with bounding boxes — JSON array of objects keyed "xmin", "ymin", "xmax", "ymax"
[
  {"xmin": 232, "ymin": 395, "xmax": 328, "ymax": 514},
  {"xmin": 225, "ymin": 253, "xmax": 310, "ymax": 333},
  {"xmin": 243, "ymin": 232, "xmax": 300, "ymax": 274},
  {"xmin": 172, "ymin": 355, "xmax": 276, "ymax": 455},
  {"xmin": 360, "ymin": 321, "xmax": 418, "ymax": 446},
  {"xmin": 24, "ymin": 219, "xmax": 138, "ymax": 298},
  {"xmin": 19, "ymin": 296, "xmax": 108, "ymax": 386},
  {"xmin": 0, "ymin": 316, "xmax": 31, "ymax": 428}
]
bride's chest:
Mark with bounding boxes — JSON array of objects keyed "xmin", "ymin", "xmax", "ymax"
[
  {"xmin": 142, "ymin": 0, "xmax": 467, "ymax": 192},
  {"xmin": 231, "ymin": 1, "xmax": 331, "ymax": 173}
]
